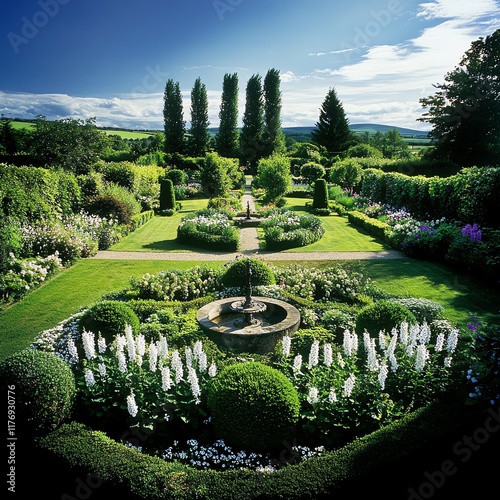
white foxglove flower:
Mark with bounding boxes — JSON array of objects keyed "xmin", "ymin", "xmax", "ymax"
[
  {"xmin": 307, "ymin": 387, "xmax": 319, "ymax": 404},
  {"xmin": 84, "ymin": 368, "xmax": 96, "ymax": 387},
  {"xmin": 415, "ymin": 344, "xmax": 428, "ymax": 372},
  {"xmin": 136, "ymin": 334, "xmax": 146, "ymax": 358},
  {"xmin": 308, "ymin": 341, "xmax": 319, "ymax": 369},
  {"xmin": 188, "ymin": 367, "xmax": 201, "ymax": 403},
  {"xmin": 399, "ymin": 322, "xmax": 409, "ymax": 345},
  {"xmin": 127, "ymin": 392, "xmax": 138, "ymax": 417},
  {"xmin": 343, "ymin": 330, "xmax": 358, "ymax": 357},
  {"xmin": 97, "ymin": 335, "xmax": 107, "ymax": 354},
  {"xmin": 378, "ymin": 363, "xmax": 388, "ymax": 391},
  {"xmin": 444, "ymin": 357, "xmax": 452, "ymax": 368},
  {"xmin": 293, "ymin": 354, "xmax": 303, "ymax": 374},
  {"xmin": 98, "ymin": 363, "xmax": 106, "ymax": 377},
  {"xmin": 323, "ymin": 343, "xmax": 333, "ymax": 367},
  {"xmin": 193, "ymin": 340, "xmax": 204, "ymax": 361},
  {"xmin": 282, "ymin": 335, "xmax": 291, "ymax": 358},
  {"xmin": 161, "ymin": 366, "xmax": 172, "ymax": 391},
  {"xmin": 419, "ymin": 323, "xmax": 431, "ymax": 345},
  {"xmin": 117, "ymin": 351, "xmax": 127, "ymax": 373},
  {"xmin": 337, "ymin": 352, "xmax": 345, "ymax": 368},
  {"xmin": 446, "ymin": 329, "xmax": 459, "ymax": 354},
  {"xmin": 149, "ymin": 343, "xmax": 158, "ymax": 372},
  {"xmin": 343, "ymin": 373, "xmax": 356, "ymax": 398},
  {"xmin": 171, "ymin": 350, "xmax": 183, "ymax": 383},
  {"xmin": 82, "ymin": 329, "xmax": 96, "ymax": 360},
  {"xmin": 328, "ymin": 389, "xmax": 337, "ymax": 403},
  {"xmin": 125, "ymin": 326, "xmax": 136, "ymax": 361},
  {"xmin": 158, "ymin": 336, "xmax": 169, "ymax": 361},
  {"xmin": 435, "ymin": 333, "xmax": 445, "ymax": 352},
  {"xmin": 366, "ymin": 337, "xmax": 379, "ymax": 372},
  {"xmin": 185, "ymin": 347, "xmax": 193, "ymax": 369},
  {"xmin": 198, "ymin": 351, "xmax": 208, "ymax": 373}
]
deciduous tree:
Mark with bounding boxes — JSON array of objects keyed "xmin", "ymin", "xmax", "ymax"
[{"xmin": 419, "ymin": 29, "xmax": 500, "ymax": 166}]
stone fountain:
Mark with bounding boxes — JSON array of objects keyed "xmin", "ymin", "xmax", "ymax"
[{"xmin": 196, "ymin": 259, "xmax": 301, "ymax": 354}]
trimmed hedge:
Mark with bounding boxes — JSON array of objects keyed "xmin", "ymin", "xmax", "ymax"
[
  {"xmin": 347, "ymin": 210, "xmax": 390, "ymax": 241},
  {"xmin": 131, "ymin": 210, "xmax": 154, "ymax": 230},
  {"xmin": 37, "ymin": 399, "xmax": 464, "ymax": 499}
]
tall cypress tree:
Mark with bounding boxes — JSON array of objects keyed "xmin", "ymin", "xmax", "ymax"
[
  {"xmin": 163, "ymin": 79, "xmax": 186, "ymax": 155},
  {"xmin": 189, "ymin": 77, "xmax": 210, "ymax": 156},
  {"xmin": 311, "ymin": 87, "xmax": 353, "ymax": 155},
  {"xmin": 263, "ymin": 68, "xmax": 286, "ymax": 157},
  {"xmin": 240, "ymin": 74, "xmax": 264, "ymax": 172},
  {"xmin": 217, "ymin": 73, "xmax": 239, "ymax": 158}
]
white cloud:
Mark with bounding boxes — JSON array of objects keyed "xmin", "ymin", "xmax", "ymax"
[{"xmin": 417, "ymin": 0, "xmax": 499, "ymax": 20}]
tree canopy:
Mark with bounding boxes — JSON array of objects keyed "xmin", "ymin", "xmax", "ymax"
[
  {"xmin": 189, "ymin": 77, "xmax": 211, "ymax": 156},
  {"xmin": 419, "ymin": 28, "xmax": 500, "ymax": 166},
  {"xmin": 163, "ymin": 79, "xmax": 186, "ymax": 155},
  {"xmin": 311, "ymin": 87, "xmax": 353, "ymax": 155},
  {"xmin": 216, "ymin": 73, "xmax": 239, "ymax": 158}
]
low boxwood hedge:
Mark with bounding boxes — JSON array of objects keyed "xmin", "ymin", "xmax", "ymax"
[
  {"xmin": 347, "ymin": 210, "xmax": 390, "ymax": 241},
  {"xmin": 37, "ymin": 398, "xmax": 464, "ymax": 499}
]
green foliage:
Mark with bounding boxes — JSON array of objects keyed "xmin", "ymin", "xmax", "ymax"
[
  {"xmin": 99, "ymin": 162, "xmax": 136, "ymax": 190},
  {"xmin": 330, "ymin": 158, "xmax": 362, "ymax": 192},
  {"xmin": 391, "ymin": 298, "xmax": 445, "ymax": 324},
  {"xmin": 29, "ymin": 116, "xmax": 107, "ymax": 174},
  {"xmin": 347, "ymin": 211, "xmax": 390, "ymax": 241},
  {"xmin": 217, "ymin": 73, "xmax": 240, "ymax": 158},
  {"xmin": 262, "ymin": 68, "xmax": 286, "ymax": 157},
  {"xmin": 206, "ymin": 197, "xmax": 240, "ymax": 216},
  {"xmin": 254, "ymin": 153, "xmax": 292, "ymax": 203},
  {"xmin": 288, "ymin": 327, "xmax": 336, "ymax": 358},
  {"xmin": 207, "ymin": 362, "xmax": 300, "ymax": 451},
  {"xmin": 200, "ymin": 152, "xmax": 238, "ymax": 198},
  {"xmin": 347, "ymin": 143, "xmax": 383, "ymax": 159},
  {"xmin": 300, "ymin": 162, "xmax": 326, "ymax": 185},
  {"xmin": 0, "ymin": 349, "xmax": 75, "ymax": 435},
  {"xmin": 312, "ymin": 178, "xmax": 329, "ymax": 210},
  {"xmin": 163, "ymin": 79, "xmax": 186, "ymax": 155},
  {"xmin": 369, "ymin": 129, "xmax": 411, "ymax": 159},
  {"xmin": 164, "ymin": 168, "xmax": 187, "ymax": 186},
  {"xmin": 189, "ymin": 77, "xmax": 211, "ymax": 156},
  {"xmin": 222, "ymin": 257, "xmax": 276, "ymax": 287},
  {"xmin": 159, "ymin": 178, "xmax": 176, "ymax": 211},
  {"xmin": 356, "ymin": 300, "xmax": 417, "ymax": 334},
  {"xmin": 78, "ymin": 300, "xmax": 140, "ymax": 343},
  {"xmin": 84, "ymin": 195, "xmax": 133, "ymax": 226}
]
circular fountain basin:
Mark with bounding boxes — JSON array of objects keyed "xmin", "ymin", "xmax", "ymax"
[{"xmin": 196, "ymin": 296, "xmax": 301, "ymax": 354}]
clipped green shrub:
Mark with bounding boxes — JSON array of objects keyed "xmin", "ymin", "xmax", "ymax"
[
  {"xmin": 84, "ymin": 195, "xmax": 132, "ymax": 225},
  {"xmin": 206, "ymin": 196, "xmax": 240, "ymax": 215},
  {"xmin": 312, "ymin": 178, "xmax": 329, "ymax": 210},
  {"xmin": 207, "ymin": 362, "xmax": 300, "ymax": 451},
  {"xmin": 78, "ymin": 300, "xmax": 140, "ymax": 343},
  {"xmin": 355, "ymin": 300, "xmax": 417, "ymax": 334},
  {"xmin": 164, "ymin": 168, "xmax": 187, "ymax": 186},
  {"xmin": 222, "ymin": 257, "xmax": 276, "ymax": 287},
  {"xmin": 392, "ymin": 298, "xmax": 445, "ymax": 324},
  {"xmin": 0, "ymin": 349, "xmax": 75, "ymax": 435},
  {"xmin": 159, "ymin": 178, "xmax": 176, "ymax": 211},
  {"xmin": 347, "ymin": 210, "xmax": 390, "ymax": 241}
]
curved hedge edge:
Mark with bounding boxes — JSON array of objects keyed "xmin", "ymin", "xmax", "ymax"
[{"xmin": 37, "ymin": 399, "xmax": 463, "ymax": 499}]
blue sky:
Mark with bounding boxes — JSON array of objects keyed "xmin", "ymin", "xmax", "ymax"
[{"xmin": 1, "ymin": 0, "xmax": 499, "ymax": 130}]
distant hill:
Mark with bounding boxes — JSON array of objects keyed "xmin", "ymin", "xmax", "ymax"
[{"xmin": 281, "ymin": 124, "xmax": 430, "ymax": 138}]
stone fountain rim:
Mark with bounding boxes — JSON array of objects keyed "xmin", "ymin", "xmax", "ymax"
[{"xmin": 196, "ymin": 296, "xmax": 301, "ymax": 337}]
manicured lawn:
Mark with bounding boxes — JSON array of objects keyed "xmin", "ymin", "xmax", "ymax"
[
  {"xmin": 278, "ymin": 197, "xmax": 390, "ymax": 252},
  {"xmin": 0, "ymin": 259, "xmax": 223, "ymax": 360},
  {"xmin": 109, "ymin": 198, "xmax": 210, "ymax": 252}
]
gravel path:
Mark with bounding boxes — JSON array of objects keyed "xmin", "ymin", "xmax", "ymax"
[{"xmin": 92, "ymin": 184, "xmax": 406, "ymax": 261}]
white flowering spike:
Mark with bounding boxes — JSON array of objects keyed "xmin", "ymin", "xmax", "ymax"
[
  {"xmin": 149, "ymin": 343, "xmax": 158, "ymax": 372},
  {"xmin": 125, "ymin": 325, "xmax": 136, "ymax": 361},
  {"xmin": 399, "ymin": 322, "xmax": 409, "ymax": 345},
  {"xmin": 308, "ymin": 340, "xmax": 319, "ymax": 369},
  {"xmin": 84, "ymin": 368, "xmax": 96, "ymax": 387},
  {"xmin": 97, "ymin": 335, "xmax": 107, "ymax": 354},
  {"xmin": 193, "ymin": 340, "xmax": 204, "ymax": 361},
  {"xmin": 378, "ymin": 363, "xmax": 388, "ymax": 391},
  {"xmin": 127, "ymin": 392, "xmax": 139, "ymax": 417},
  {"xmin": 446, "ymin": 329, "xmax": 459, "ymax": 354},
  {"xmin": 116, "ymin": 334, "xmax": 126, "ymax": 353},
  {"xmin": 198, "ymin": 351, "xmax": 208, "ymax": 373},
  {"xmin": 419, "ymin": 323, "xmax": 431, "ymax": 345},
  {"xmin": 117, "ymin": 350, "xmax": 127, "ymax": 373},
  {"xmin": 323, "ymin": 343, "xmax": 333, "ymax": 367},
  {"xmin": 343, "ymin": 373, "xmax": 356, "ymax": 398},
  {"xmin": 366, "ymin": 337, "xmax": 379, "ymax": 372},
  {"xmin": 282, "ymin": 335, "xmax": 292, "ymax": 358},
  {"xmin": 415, "ymin": 344, "xmax": 429, "ymax": 372},
  {"xmin": 171, "ymin": 350, "xmax": 184, "ymax": 383},
  {"xmin": 337, "ymin": 352, "xmax": 345, "ymax": 368},
  {"xmin": 435, "ymin": 333, "xmax": 445, "ymax": 352},
  {"xmin": 444, "ymin": 357, "xmax": 452, "ymax": 368},
  {"xmin": 82, "ymin": 329, "xmax": 96, "ymax": 360},
  {"xmin": 293, "ymin": 354, "xmax": 303, "ymax": 374},
  {"xmin": 185, "ymin": 347, "xmax": 193, "ymax": 369},
  {"xmin": 343, "ymin": 330, "xmax": 358, "ymax": 357},
  {"xmin": 158, "ymin": 336, "xmax": 169, "ymax": 361},
  {"xmin": 161, "ymin": 366, "xmax": 172, "ymax": 391},
  {"xmin": 386, "ymin": 330, "xmax": 398, "ymax": 372},
  {"xmin": 208, "ymin": 362, "xmax": 217, "ymax": 378},
  {"xmin": 307, "ymin": 387, "xmax": 319, "ymax": 404},
  {"xmin": 98, "ymin": 362, "xmax": 106, "ymax": 377},
  {"xmin": 188, "ymin": 367, "xmax": 201, "ymax": 403},
  {"xmin": 136, "ymin": 334, "xmax": 146, "ymax": 357}
]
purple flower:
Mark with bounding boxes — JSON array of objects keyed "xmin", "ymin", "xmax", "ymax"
[{"xmin": 467, "ymin": 324, "xmax": 477, "ymax": 331}]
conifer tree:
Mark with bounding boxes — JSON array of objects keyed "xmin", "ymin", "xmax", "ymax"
[
  {"xmin": 263, "ymin": 68, "xmax": 286, "ymax": 157},
  {"xmin": 311, "ymin": 87, "xmax": 353, "ymax": 155},
  {"xmin": 240, "ymin": 74, "xmax": 265, "ymax": 172},
  {"xmin": 163, "ymin": 79, "xmax": 186, "ymax": 155},
  {"xmin": 217, "ymin": 73, "xmax": 239, "ymax": 158},
  {"xmin": 189, "ymin": 77, "xmax": 210, "ymax": 156}
]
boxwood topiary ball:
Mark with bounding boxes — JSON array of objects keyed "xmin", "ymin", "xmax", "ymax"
[
  {"xmin": 222, "ymin": 257, "xmax": 276, "ymax": 287},
  {"xmin": 206, "ymin": 361, "xmax": 299, "ymax": 452},
  {"xmin": 355, "ymin": 300, "xmax": 417, "ymax": 334},
  {"xmin": 0, "ymin": 349, "xmax": 76, "ymax": 436},
  {"xmin": 78, "ymin": 300, "xmax": 140, "ymax": 343}
]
